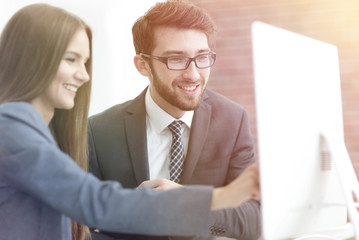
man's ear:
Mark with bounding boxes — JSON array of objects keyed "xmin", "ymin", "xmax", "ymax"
[{"xmin": 134, "ymin": 55, "xmax": 151, "ymax": 77}]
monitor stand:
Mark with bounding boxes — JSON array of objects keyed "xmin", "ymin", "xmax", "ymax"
[{"xmin": 321, "ymin": 134, "xmax": 359, "ymax": 240}]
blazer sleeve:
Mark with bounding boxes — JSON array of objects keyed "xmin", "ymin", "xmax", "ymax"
[
  {"xmin": 0, "ymin": 125, "xmax": 214, "ymax": 237},
  {"xmin": 211, "ymin": 108, "xmax": 262, "ymax": 239},
  {"xmin": 210, "ymin": 201, "xmax": 261, "ymax": 240}
]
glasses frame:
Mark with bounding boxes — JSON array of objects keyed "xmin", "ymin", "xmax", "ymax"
[{"xmin": 139, "ymin": 52, "xmax": 216, "ymax": 70}]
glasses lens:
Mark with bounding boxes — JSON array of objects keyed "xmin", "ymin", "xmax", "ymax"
[
  {"xmin": 196, "ymin": 54, "xmax": 214, "ymax": 68},
  {"xmin": 167, "ymin": 57, "xmax": 188, "ymax": 70}
]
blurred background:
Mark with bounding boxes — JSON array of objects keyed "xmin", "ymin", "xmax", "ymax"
[
  {"xmin": 1, "ymin": 0, "xmax": 358, "ymax": 176},
  {"xmin": 0, "ymin": 0, "xmax": 159, "ymax": 115},
  {"xmin": 191, "ymin": 0, "xmax": 359, "ymax": 176}
]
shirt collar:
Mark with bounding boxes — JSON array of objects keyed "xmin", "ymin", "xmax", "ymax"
[{"xmin": 145, "ymin": 87, "xmax": 194, "ymax": 134}]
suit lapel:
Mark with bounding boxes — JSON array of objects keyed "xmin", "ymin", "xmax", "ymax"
[
  {"xmin": 180, "ymin": 91, "xmax": 211, "ymax": 183},
  {"xmin": 124, "ymin": 89, "xmax": 150, "ymax": 185}
]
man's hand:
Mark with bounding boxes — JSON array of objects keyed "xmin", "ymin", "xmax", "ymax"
[{"xmin": 211, "ymin": 161, "xmax": 260, "ymax": 210}]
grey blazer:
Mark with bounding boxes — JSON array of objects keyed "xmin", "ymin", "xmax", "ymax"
[
  {"xmin": 88, "ymin": 88, "xmax": 262, "ymax": 240},
  {"xmin": 0, "ymin": 102, "xmax": 216, "ymax": 240}
]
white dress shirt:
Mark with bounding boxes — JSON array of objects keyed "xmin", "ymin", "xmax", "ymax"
[{"xmin": 145, "ymin": 88, "xmax": 194, "ymax": 180}]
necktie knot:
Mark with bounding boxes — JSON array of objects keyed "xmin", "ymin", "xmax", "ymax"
[{"xmin": 168, "ymin": 120, "xmax": 182, "ymax": 137}]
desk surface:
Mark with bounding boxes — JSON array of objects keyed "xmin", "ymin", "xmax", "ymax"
[
  {"xmin": 216, "ymin": 223, "xmax": 355, "ymax": 240},
  {"xmin": 256, "ymin": 223, "xmax": 355, "ymax": 240}
]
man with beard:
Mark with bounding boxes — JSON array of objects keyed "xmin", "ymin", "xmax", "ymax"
[{"xmin": 88, "ymin": 1, "xmax": 261, "ymax": 240}]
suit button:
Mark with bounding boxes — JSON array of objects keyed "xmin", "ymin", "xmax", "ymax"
[{"xmin": 210, "ymin": 225, "xmax": 227, "ymax": 236}]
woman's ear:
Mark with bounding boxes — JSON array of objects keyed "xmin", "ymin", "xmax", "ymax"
[{"xmin": 134, "ymin": 55, "xmax": 151, "ymax": 77}]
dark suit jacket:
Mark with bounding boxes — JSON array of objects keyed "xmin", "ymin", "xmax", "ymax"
[{"xmin": 88, "ymin": 88, "xmax": 262, "ymax": 240}]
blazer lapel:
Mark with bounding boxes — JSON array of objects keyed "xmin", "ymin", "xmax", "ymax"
[
  {"xmin": 124, "ymin": 89, "xmax": 150, "ymax": 185},
  {"xmin": 180, "ymin": 91, "xmax": 211, "ymax": 183}
]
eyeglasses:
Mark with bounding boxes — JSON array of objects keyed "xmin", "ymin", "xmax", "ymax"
[{"xmin": 139, "ymin": 52, "xmax": 216, "ymax": 70}]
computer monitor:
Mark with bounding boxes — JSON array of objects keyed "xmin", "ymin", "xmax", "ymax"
[{"xmin": 251, "ymin": 21, "xmax": 348, "ymax": 239}]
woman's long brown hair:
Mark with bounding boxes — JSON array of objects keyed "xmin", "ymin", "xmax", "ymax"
[{"xmin": 0, "ymin": 4, "xmax": 93, "ymax": 240}]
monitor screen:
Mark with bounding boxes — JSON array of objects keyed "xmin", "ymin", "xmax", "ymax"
[{"xmin": 251, "ymin": 21, "xmax": 348, "ymax": 239}]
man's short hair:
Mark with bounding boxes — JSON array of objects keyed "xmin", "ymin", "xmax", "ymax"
[{"xmin": 132, "ymin": 0, "xmax": 217, "ymax": 54}]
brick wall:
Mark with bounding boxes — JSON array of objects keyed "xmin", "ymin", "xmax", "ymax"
[{"xmin": 191, "ymin": 0, "xmax": 359, "ymax": 174}]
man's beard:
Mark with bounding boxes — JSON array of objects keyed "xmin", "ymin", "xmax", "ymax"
[{"xmin": 151, "ymin": 68, "xmax": 205, "ymax": 111}]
